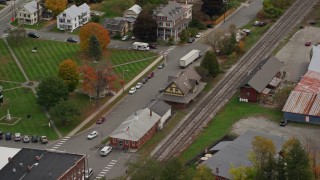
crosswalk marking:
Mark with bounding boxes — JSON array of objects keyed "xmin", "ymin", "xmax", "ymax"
[
  {"xmin": 97, "ymin": 174, "xmax": 105, "ymax": 177},
  {"xmin": 102, "ymin": 169, "xmax": 109, "ymax": 172},
  {"xmin": 100, "ymin": 172, "xmax": 107, "ymax": 174},
  {"xmin": 111, "ymin": 160, "xmax": 117, "ymax": 162},
  {"xmin": 107, "ymin": 164, "xmax": 113, "ymax": 167},
  {"xmin": 105, "ymin": 167, "xmax": 111, "ymax": 169},
  {"xmin": 109, "ymin": 162, "xmax": 116, "ymax": 164}
]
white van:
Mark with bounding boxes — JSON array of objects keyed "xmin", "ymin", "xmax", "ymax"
[
  {"xmin": 132, "ymin": 42, "xmax": 150, "ymax": 51},
  {"xmin": 100, "ymin": 146, "xmax": 112, "ymax": 156}
]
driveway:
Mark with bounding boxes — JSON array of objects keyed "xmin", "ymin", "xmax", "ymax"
[
  {"xmin": 231, "ymin": 117, "xmax": 320, "ymax": 146},
  {"xmin": 276, "ymin": 26, "xmax": 320, "ymax": 82}
]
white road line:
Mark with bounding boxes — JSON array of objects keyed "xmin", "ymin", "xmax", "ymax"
[
  {"xmin": 100, "ymin": 171, "xmax": 107, "ymax": 174},
  {"xmin": 109, "ymin": 162, "xmax": 116, "ymax": 164},
  {"xmin": 102, "ymin": 169, "xmax": 109, "ymax": 172},
  {"xmin": 64, "ymin": 136, "xmax": 70, "ymax": 138},
  {"xmin": 57, "ymin": 142, "xmax": 63, "ymax": 145},
  {"xmin": 98, "ymin": 174, "xmax": 105, "ymax": 177},
  {"xmin": 60, "ymin": 140, "xmax": 66, "ymax": 142},
  {"xmin": 105, "ymin": 167, "xmax": 111, "ymax": 169},
  {"xmin": 107, "ymin": 165, "xmax": 113, "ymax": 167},
  {"xmin": 111, "ymin": 160, "xmax": 117, "ymax": 162},
  {"xmin": 52, "ymin": 146, "xmax": 59, "ymax": 148},
  {"xmin": 54, "ymin": 144, "xmax": 61, "ymax": 146}
]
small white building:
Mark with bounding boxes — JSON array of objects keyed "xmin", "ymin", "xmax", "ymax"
[
  {"xmin": 149, "ymin": 100, "xmax": 171, "ymax": 129},
  {"xmin": 56, "ymin": 3, "xmax": 90, "ymax": 32},
  {"xmin": 123, "ymin": 4, "xmax": 142, "ymax": 19},
  {"xmin": 17, "ymin": 0, "xmax": 42, "ymax": 25}
]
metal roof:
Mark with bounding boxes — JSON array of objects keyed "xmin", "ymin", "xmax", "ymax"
[
  {"xmin": 309, "ymin": 46, "xmax": 320, "ymax": 73},
  {"xmin": 0, "ymin": 147, "xmax": 20, "ymax": 170},
  {"xmin": 127, "ymin": 4, "xmax": 142, "ymax": 14},
  {"xmin": 202, "ymin": 130, "xmax": 285, "ymax": 179},
  {"xmin": 21, "ymin": 0, "xmax": 40, "ymax": 14},
  {"xmin": 294, "ymin": 70, "xmax": 320, "ymax": 93},
  {"xmin": 209, "ymin": 141, "xmax": 232, "ymax": 151},
  {"xmin": 149, "ymin": 100, "xmax": 171, "ymax": 116},
  {"xmin": 247, "ymin": 56, "xmax": 283, "ymax": 92},
  {"xmin": 57, "ymin": 3, "xmax": 89, "ymax": 20},
  {"xmin": 109, "ymin": 108, "xmax": 161, "ymax": 141},
  {"xmin": 154, "ymin": 1, "xmax": 185, "ymax": 21}
]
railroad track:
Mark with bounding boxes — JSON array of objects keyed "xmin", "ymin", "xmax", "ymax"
[{"xmin": 151, "ymin": 0, "xmax": 319, "ymax": 163}]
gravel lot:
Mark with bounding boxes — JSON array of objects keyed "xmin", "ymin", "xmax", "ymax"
[
  {"xmin": 276, "ymin": 26, "xmax": 320, "ymax": 82},
  {"xmin": 231, "ymin": 117, "xmax": 320, "ymax": 146}
]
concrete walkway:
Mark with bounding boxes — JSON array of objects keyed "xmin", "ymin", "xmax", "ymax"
[
  {"xmin": 3, "ymin": 38, "xmax": 63, "ymax": 138},
  {"xmin": 68, "ymin": 55, "xmax": 164, "ymax": 136}
]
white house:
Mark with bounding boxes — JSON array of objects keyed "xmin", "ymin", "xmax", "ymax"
[
  {"xmin": 17, "ymin": 0, "xmax": 42, "ymax": 25},
  {"xmin": 123, "ymin": 4, "xmax": 142, "ymax": 19},
  {"xmin": 149, "ymin": 100, "xmax": 171, "ymax": 129},
  {"xmin": 57, "ymin": 3, "xmax": 90, "ymax": 32}
]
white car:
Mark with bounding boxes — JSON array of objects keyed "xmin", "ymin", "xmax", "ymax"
[
  {"xmin": 85, "ymin": 168, "xmax": 93, "ymax": 179},
  {"xmin": 100, "ymin": 146, "xmax": 112, "ymax": 156},
  {"xmin": 135, "ymin": 83, "xmax": 143, "ymax": 89},
  {"xmin": 87, "ymin": 131, "xmax": 98, "ymax": 139},
  {"xmin": 122, "ymin": 35, "xmax": 128, "ymax": 41},
  {"xmin": 131, "ymin": 35, "xmax": 136, "ymax": 40},
  {"xmin": 129, "ymin": 87, "xmax": 136, "ymax": 94},
  {"xmin": 196, "ymin": 32, "xmax": 203, "ymax": 38}
]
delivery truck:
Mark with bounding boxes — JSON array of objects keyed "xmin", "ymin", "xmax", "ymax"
[{"xmin": 179, "ymin": 49, "xmax": 202, "ymax": 68}]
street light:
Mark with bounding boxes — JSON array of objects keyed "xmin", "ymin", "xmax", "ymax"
[
  {"xmin": 122, "ymin": 69, "xmax": 129, "ymax": 92},
  {"xmin": 223, "ymin": 0, "xmax": 228, "ymax": 23}
]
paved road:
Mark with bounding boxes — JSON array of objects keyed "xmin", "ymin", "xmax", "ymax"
[{"xmin": 0, "ymin": 0, "xmax": 263, "ymax": 179}]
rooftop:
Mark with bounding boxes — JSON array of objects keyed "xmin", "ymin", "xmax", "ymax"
[
  {"xmin": 309, "ymin": 46, "xmax": 320, "ymax": 73},
  {"xmin": 0, "ymin": 148, "xmax": 84, "ymax": 180},
  {"xmin": 294, "ymin": 70, "xmax": 320, "ymax": 93},
  {"xmin": 149, "ymin": 100, "xmax": 171, "ymax": 117},
  {"xmin": 0, "ymin": 147, "xmax": 20, "ymax": 170}
]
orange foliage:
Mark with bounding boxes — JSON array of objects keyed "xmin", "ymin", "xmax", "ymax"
[
  {"xmin": 45, "ymin": 0, "xmax": 67, "ymax": 16},
  {"xmin": 79, "ymin": 22, "xmax": 110, "ymax": 52}
]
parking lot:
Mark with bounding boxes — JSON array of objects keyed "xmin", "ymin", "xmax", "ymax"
[{"xmin": 276, "ymin": 26, "xmax": 320, "ymax": 82}]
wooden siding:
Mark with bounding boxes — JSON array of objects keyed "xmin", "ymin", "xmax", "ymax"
[{"xmin": 239, "ymin": 86, "xmax": 258, "ymax": 102}]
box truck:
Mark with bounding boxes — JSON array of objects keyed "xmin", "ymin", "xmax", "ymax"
[
  {"xmin": 132, "ymin": 42, "xmax": 150, "ymax": 51},
  {"xmin": 179, "ymin": 50, "xmax": 202, "ymax": 68}
]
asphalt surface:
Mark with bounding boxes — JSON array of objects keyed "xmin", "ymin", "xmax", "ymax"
[{"xmin": 0, "ymin": 0, "xmax": 263, "ymax": 179}]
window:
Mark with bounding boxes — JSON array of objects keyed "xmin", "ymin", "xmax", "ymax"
[
  {"xmin": 28, "ymin": 15, "xmax": 30, "ymax": 18},
  {"xmin": 24, "ymin": 14, "xmax": 26, "ymax": 17},
  {"xmin": 158, "ymin": 22, "xmax": 163, "ymax": 26},
  {"xmin": 113, "ymin": 138, "xmax": 116, "ymax": 143},
  {"xmin": 170, "ymin": 87, "xmax": 173, "ymax": 91},
  {"xmin": 132, "ymin": 141, "xmax": 135, "ymax": 146},
  {"xmin": 34, "ymin": 12, "xmax": 36, "ymax": 16},
  {"xmin": 67, "ymin": 20, "xmax": 70, "ymax": 23},
  {"xmin": 125, "ymin": 140, "xmax": 128, "ymax": 145},
  {"xmin": 175, "ymin": 88, "xmax": 178, "ymax": 92},
  {"xmin": 63, "ymin": 14, "xmax": 66, "ymax": 17},
  {"xmin": 166, "ymin": 23, "xmax": 170, "ymax": 27}
]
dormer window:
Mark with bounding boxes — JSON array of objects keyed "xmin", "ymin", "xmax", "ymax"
[{"xmin": 63, "ymin": 14, "xmax": 66, "ymax": 17}]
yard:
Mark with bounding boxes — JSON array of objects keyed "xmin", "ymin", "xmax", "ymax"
[{"xmin": 0, "ymin": 38, "xmax": 157, "ymax": 137}]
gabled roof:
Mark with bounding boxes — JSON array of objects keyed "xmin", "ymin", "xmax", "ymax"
[
  {"xmin": 246, "ymin": 56, "xmax": 283, "ymax": 92},
  {"xmin": 309, "ymin": 46, "xmax": 320, "ymax": 73},
  {"xmin": 168, "ymin": 68, "xmax": 201, "ymax": 95},
  {"xmin": 104, "ymin": 18, "xmax": 127, "ymax": 32},
  {"xmin": 149, "ymin": 100, "xmax": 171, "ymax": 117},
  {"xmin": 294, "ymin": 70, "xmax": 320, "ymax": 93},
  {"xmin": 20, "ymin": 0, "xmax": 40, "ymax": 14},
  {"xmin": 127, "ymin": 4, "xmax": 142, "ymax": 14},
  {"xmin": 57, "ymin": 3, "xmax": 89, "ymax": 20},
  {"xmin": 202, "ymin": 130, "xmax": 285, "ymax": 179},
  {"xmin": 154, "ymin": 1, "xmax": 185, "ymax": 21},
  {"xmin": 109, "ymin": 108, "xmax": 161, "ymax": 141},
  {"xmin": 79, "ymin": 3, "xmax": 90, "ymax": 13}
]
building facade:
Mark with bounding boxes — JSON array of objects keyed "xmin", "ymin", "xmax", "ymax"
[
  {"xmin": 123, "ymin": 4, "xmax": 142, "ymax": 19},
  {"xmin": 17, "ymin": 0, "xmax": 42, "ymax": 25},
  {"xmin": 57, "ymin": 3, "xmax": 90, "ymax": 32},
  {"xmin": 153, "ymin": 1, "xmax": 192, "ymax": 42}
]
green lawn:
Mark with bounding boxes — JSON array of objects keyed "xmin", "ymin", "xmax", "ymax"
[
  {"xmin": 10, "ymin": 20, "xmax": 47, "ymax": 30},
  {"xmin": 179, "ymin": 96, "xmax": 282, "ymax": 162}
]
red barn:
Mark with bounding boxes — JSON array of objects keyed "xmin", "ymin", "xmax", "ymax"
[{"xmin": 240, "ymin": 57, "xmax": 283, "ymax": 102}]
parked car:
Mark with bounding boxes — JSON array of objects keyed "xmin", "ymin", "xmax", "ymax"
[
  {"xmin": 131, "ymin": 35, "xmax": 136, "ymax": 40},
  {"xmin": 158, "ymin": 63, "xmax": 165, "ymax": 69},
  {"xmin": 23, "ymin": 135, "xmax": 30, "ymax": 143},
  {"xmin": 96, "ymin": 117, "xmax": 106, "ymax": 124},
  {"xmin": 308, "ymin": 20, "xmax": 316, "ymax": 25},
  {"xmin": 90, "ymin": 12, "xmax": 99, "ymax": 16},
  {"xmin": 66, "ymin": 37, "xmax": 79, "ymax": 43},
  {"xmin": 196, "ymin": 32, "xmax": 203, "ymax": 38},
  {"xmin": 40, "ymin": 136, "xmax": 48, "ymax": 144},
  {"xmin": 188, "ymin": 37, "xmax": 195, "ymax": 43},
  {"xmin": 280, "ymin": 119, "xmax": 287, "ymax": 126},
  {"xmin": 253, "ymin": 21, "xmax": 266, "ymax": 27},
  {"xmin": 159, "ymin": 87, "xmax": 166, "ymax": 93},
  {"xmin": 129, "ymin": 87, "xmax": 137, "ymax": 94},
  {"xmin": 141, "ymin": 77, "xmax": 148, "ymax": 84},
  {"xmin": 148, "ymin": 72, "xmax": 154, "ymax": 79},
  {"xmin": 242, "ymin": 29, "xmax": 251, "ymax": 35},
  {"xmin": 149, "ymin": 44, "xmax": 157, "ymax": 49},
  {"xmin": 87, "ymin": 131, "xmax": 98, "ymax": 139},
  {"xmin": 31, "ymin": 135, "xmax": 38, "ymax": 143},
  {"xmin": 5, "ymin": 132, "xmax": 11, "ymax": 140},
  {"xmin": 135, "ymin": 82, "xmax": 143, "ymax": 89},
  {"xmin": 207, "ymin": 24, "xmax": 214, "ymax": 28},
  {"xmin": 27, "ymin": 32, "xmax": 40, "ymax": 38},
  {"xmin": 305, "ymin": 41, "xmax": 312, "ymax": 46},
  {"xmin": 85, "ymin": 168, "xmax": 94, "ymax": 179},
  {"xmin": 0, "ymin": 131, "xmax": 3, "ymax": 139},
  {"xmin": 14, "ymin": 133, "xmax": 21, "ymax": 141},
  {"xmin": 122, "ymin": 35, "xmax": 128, "ymax": 41},
  {"xmin": 100, "ymin": 146, "xmax": 112, "ymax": 156}
]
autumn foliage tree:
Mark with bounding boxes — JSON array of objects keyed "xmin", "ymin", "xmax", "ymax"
[
  {"xmin": 45, "ymin": 0, "xmax": 67, "ymax": 16},
  {"xmin": 58, "ymin": 59, "xmax": 79, "ymax": 92},
  {"xmin": 79, "ymin": 22, "xmax": 110, "ymax": 52}
]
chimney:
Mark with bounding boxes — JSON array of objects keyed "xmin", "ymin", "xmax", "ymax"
[
  {"xmin": 216, "ymin": 167, "xmax": 219, "ymax": 174},
  {"xmin": 150, "ymin": 109, "xmax": 152, "ymax": 116}
]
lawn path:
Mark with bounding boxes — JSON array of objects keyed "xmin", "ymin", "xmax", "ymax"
[
  {"xmin": 112, "ymin": 55, "xmax": 159, "ymax": 67},
  {"xmin": 3, "ymin": 38, "xmax": 62, "ymax": 138}
]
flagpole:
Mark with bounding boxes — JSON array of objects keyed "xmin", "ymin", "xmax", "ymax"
[{"xmin": 128, "ymin": 125, "xmax": 130, "ymax": 150}]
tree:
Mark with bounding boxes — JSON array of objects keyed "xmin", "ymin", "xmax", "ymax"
[
  {"xmin": 193, "ymin": 165, "xmax": 213, "ymax": 180},
  {"xmin": 37, "ymin": 76, "xmax": 69, "ymax": 109},
  {"xmin": 50, "ymin": 100, "xmax": 80, "ymax": 125},
  {"xmin": 161, "ymin": 159, "xmax": 185, "ymax": 180},
  {"xmin": 284, "ymin": 138, "xmax": 313, "ymax": 180},
  {"xmin": 229, "ymin": 165, "xmax": 256, "ymax": 180},
  {"xmin": 127, "ymin": 158, "xmax": 162, "ymax": 180},
  {"xmin": 250, "ymin": 136, "xmax": 276, "ymax": 179},
  {"xmin": 91, "ymin": 15, "xmax": 100, "ymax": 23},
  {"xmin": 45, "ymin": 0, "xmax": 67, "ymax": 16},
  {"xmin": 133, "ymin": 10, "xmax": 157, "ymax": 42},
  {"xmin": 274, "ymin": 85, "xmax": 294, "ymax": 109},
  {"xmin": 195, "ymin": 66, "xmax": 209, "ymax": 81},
  {"xmin": 201, "ymin": 51, "xmax": 219, "ymax": 77},
  {"xmin": 58, "ymin": 59, "xmax": 79, "ymax": 92},
  {"xmin": 305, "ymin": 138, "xmax": 320, "ymax": 179},
  {"xmin": 7, "ymin": 27, "xmax": 26, "ymax": 45},
  {"xmin": 88, "ymin": 35, "xmax": 102, "ymax": 61},
  {"xmin": 78, "ymin": 62, "xmax": 117, "ymax": 105},
  {"xmin": 202, "ymin": 0, "xmax": 224, "ymax": 18},
  {"xmin": 79, "ymin": 22, "xmax": 110, "ymax": 52}
]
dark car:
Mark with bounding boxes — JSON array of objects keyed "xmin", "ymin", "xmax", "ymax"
[
  {"xmin": 96, "ymin": 117, "xmax": 106, "ymax": 124},
  {"xmin": 27, "ymin": 32, "xmax": 40, "ymax": 38},
  {"xmin": 148, "ymin": 72, "xmax": 154, "ymax": 79},
  {"xmin": 280, "ymin": 119, "xmax": 287, "ymax": 127},
  {"xmin": 66, "ymin": 37, "xmax": 79, "ymax": 43},
  {"xmin": 159, "ymin": 87, "xmax": 166, "ymax": 93},
  {"xmin": 207, "ymin": 24, "xmax": 214, "ymax": 28},
  {"xmin": 305, "ymin": 41, "xmax": 312, "ymax": 46},
  {"xmin": 31, "ymin": 135, "xmax": 39, "ymax": 143},
  {"xmin": 188, "ymin": 37, "xmax": 195, "ymax": 43},
  {"xmin": 149, "ymin": 44, "xmax": 157, "ymax": 49},
  {"xmin": 5, "ymin": 132, "xmax": 11, "ymax": 140},
  {"xmin": 0, "ymin": 131, "xmax": 3, "ymax": 139},
  {"xmin": 141, "ymin": 77, "xmax": 148, "ymax": 84},
  {"xmin": 308, "ymin": 20, "xmax": 316, "ymax": 25}
]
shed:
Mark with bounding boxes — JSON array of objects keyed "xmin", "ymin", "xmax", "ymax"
[{"xmin": 149, "ymin": 100, "xmax": 171, "ymax": 129}]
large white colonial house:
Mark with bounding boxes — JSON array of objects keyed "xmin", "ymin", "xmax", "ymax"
[
  {"xmin": 57, "ymin": 3, "xmax": 90, "ymax": 32},
  {"xmin": 17, "ymin": 0, "xmax": 42, "ymax": 25}
]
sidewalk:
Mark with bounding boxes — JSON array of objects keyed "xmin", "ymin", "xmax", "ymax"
[{"xmin": 68, "ymin": 55, "xmax": 164, "ymax": 136}]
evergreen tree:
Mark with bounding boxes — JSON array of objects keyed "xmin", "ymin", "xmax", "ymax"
[
  {"xmin": 201, "ymin": 51, "xmax": 219, "ymax": 77},
  {"xmin": 202, "ymin": 0, "xmax": 224, "ymax": 18},
  {"xmin": 88, "ymin": 35, "xmax": 102, "ymax": 61},
  {"xmin": 133, "ymin": 10, "xmax": 157, "ymax": 42}
]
